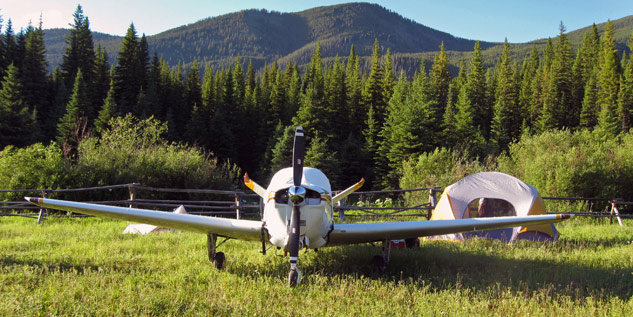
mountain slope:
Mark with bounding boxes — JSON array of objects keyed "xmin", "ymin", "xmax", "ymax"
[{"xmin": 41, "ymin": 3, "xmax": 633, "ymax": 73}]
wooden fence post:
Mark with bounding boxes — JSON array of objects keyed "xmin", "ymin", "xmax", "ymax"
[
  {"xmin": 128, "ymin": 183, "xmax": 138, "ymax": 208},
  {"xmin": 235, "ymin": 193, "xmax": 241, "ymax": 219},
  {"xmin": 610, "ymin": 200, "xmax": 624, "ymax": 227},
  {"xmin": 337, "ymin": 199, "xmax": 346, "ymax": 222},
  {"xmin": 37, "ymin": 191, "xmax": 48, "ymax": 224},
  {"xmin": 427, "ymin": 189, "xmax": 438, "ymax": 219}
]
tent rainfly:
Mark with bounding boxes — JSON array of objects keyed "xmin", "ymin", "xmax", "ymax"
[
  {"xmin": 429, "ymin": 172, "xmax": 558, "ymax": 242},
  {"xmin": 123, "ymin": 205, "xmax": 188, "ymax": 234}
]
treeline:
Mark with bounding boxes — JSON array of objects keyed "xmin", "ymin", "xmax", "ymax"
[{"xmin": 1, "ymin": 6, "xmax": 633, "ymax": 191}]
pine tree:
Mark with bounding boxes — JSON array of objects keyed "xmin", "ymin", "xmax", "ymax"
[
  {"xmin": 305, "ymin": 132, "xmax": 341, "ymax": 189},
  {"xmin": 2, "ymin": 20, "xmax": 19, "ymax": 73},
  {"xmin": 376, "ymin": 74, "xmax": 410, "ymax": 189},
  {"xmin": 138, "ymin": 34, "xmax": 150, "ymax": 91},
  {"xmin": 0, "ymin": 16, "xmax": 6, "ymax": 78},
  {"xmin": 232, "ymin": 56, "xmax": 245, "ymax": 108},
  {"xmin": 382, "ymin": 49, "xmax": 395, "ymax": 103},
  {"xmin": 544, "ymin": 22, "xmax": 574, "ymax": 129},
  {"xmin": 185, "ymin": 59, "xmax": 202, "ymax": 116},
  {"xmin": 93, "ymin": 45, "xmax": 110, "ymax": 109},
  {"xmin": 345, "ymin": 45, "xmax": 365, "ymax": 137},
  {"xmin": 269, "ymin": 68, "xmax": 288, "ymax": 126},
  {"xmin": 268, "ymin": 125, "xmax": 294, "ymax": 177},
  {"xmin": 20, "ymin": 23, "xmax": 49, "ymax": 135},
  {"xmin": 95, "ymin": 79, "xmax": 117, "ymax": 134},
  {"xmin": 572, "ymin": 25, "xmax": 601, "ymax": 121},
  {"xmin": 0, "ymin": 64, "xmax": 37, "ymax": 148},
  {"xmin": 286, "ymin": 63, "xmax": 302, "ymax": 121},
  {"xmin": 113, "ymin": 23, "xmax": 141, "ymax": 115},
  {"xmin": 430, "ymin": 42, "xmax": 451, "ymax": 114},
  {"xmin": 517, "ymin": 46, "xmax": 538, "ymax": 129},
  {"xmin": 595, "ymin": 21, "xmax": 621, "ymax": 136},
  {"xmin": 453, "ymin": 84, "xmax": 486, "ymax": 155},
  {"xmin": 60, "ymin": 5, "xmax": 96, "ymax": 97},
  {"xmin": 491, "ymin": 40, "xmax": 517, "ymax": 150},
  {"xmin": 57, "ymin": 69, "xmax": 90, "ymax": 155},
  {"xmin": 617, "ymin": 32, "xmax": 633, "ymax": 132},
  {"xmin": 466, "ymin": 41, "xmax": 489, "ymax": 137},
  {"xmin": 325, "ymin": 57, "xmax": 347, "ymax": 140},
  {"xmin": 363, "ymin": 39, "xmax": 385, "ymax": 124},
  {"xmin": 580, "ymin": 69, "xmax": 599, "ymax": 128}
]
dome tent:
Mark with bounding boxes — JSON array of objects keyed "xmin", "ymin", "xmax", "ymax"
[{"xmin": 429, "ymin": 172, "xmax": 558, "ymax": 242}]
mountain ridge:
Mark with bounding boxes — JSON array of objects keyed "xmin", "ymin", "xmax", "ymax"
[{"xmin": 41, "ymin": 3, "xmax": 633, "ymax": 73}]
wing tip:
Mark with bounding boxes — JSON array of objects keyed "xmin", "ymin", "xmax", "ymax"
[
  {"xmin": 244, "ymin": 173, "xmax": 255, "ymax": 190},
  {"xmin": 25, "ymin": 197, "xmax": 43, "ymax": 204}
]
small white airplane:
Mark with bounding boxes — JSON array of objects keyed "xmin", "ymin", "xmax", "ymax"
[{"xmin": 26, "ymin": 126, "xmax": 573, "ymax": 286}]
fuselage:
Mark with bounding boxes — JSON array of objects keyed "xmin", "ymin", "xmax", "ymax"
[{"xmin": 263, "ymin": 167, "xmax": 333, "ymax": 249}]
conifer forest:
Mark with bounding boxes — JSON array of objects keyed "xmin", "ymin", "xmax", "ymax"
[{"xmin": 1, "ymin": 5, "xmax": 633, "ymax": 196}]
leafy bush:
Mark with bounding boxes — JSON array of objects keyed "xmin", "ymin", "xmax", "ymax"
[
  {"xmin": 497, "ymin": 129, "xmax": 633, "ymax": 201},
  {"xmin": 399, "ymin": 129, "xmax": 633, "ymax": 209},
  {"xmin": 1, "ymin": 115, "xmax": 240, "ymax": 203},
  {"xmin": 399, "ymin": 147, "xmax": 489, "ymax": 206},
  {"xmin": 0, "ymin": 143, "xmax": 66, "ymax": 200}
]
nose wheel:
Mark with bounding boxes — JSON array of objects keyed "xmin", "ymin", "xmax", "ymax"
[{"xmin": 288, "ymin": 266, "xmax": 302, "ymax": 286}]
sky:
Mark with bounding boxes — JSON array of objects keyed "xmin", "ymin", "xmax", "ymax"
[{"xmin": 2, "ymin": 0, "xmax": 633, "ymax": 43}]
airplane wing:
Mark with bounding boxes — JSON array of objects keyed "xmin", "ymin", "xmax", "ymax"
[
  {"xmin": 25, "ymin": 197, "xmax": 263, "ymax": 241},
  {"xmin": 327, "ymin": 214, "xmax": 572, "ymax": 245}
]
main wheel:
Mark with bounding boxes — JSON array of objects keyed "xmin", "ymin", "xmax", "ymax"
[
  {"xmin": 371, "ymin": 255, "xmax": 386, "ymax": 273},
  {"xmin": 405, "ymin": 238, "xmax": 420, "ymax": 248},
  {"xmin": 213, "ymin": 252, "xmax": 225, "ymax": 270}
]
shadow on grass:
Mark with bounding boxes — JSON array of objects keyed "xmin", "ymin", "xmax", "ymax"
[
  {"xmin": 0, "ymin": 256, "xmax": 151, "ymax": 275},
  {"xmin": 226, "ymin": 239, "xmax": 632, "ymax": 300}
]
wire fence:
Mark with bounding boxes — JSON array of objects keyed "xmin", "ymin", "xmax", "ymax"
[{"xmin": 1, "ymin": 183, "xmax": 630, "ymax": 225}]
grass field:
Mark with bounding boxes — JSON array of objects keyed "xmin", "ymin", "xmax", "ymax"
[{"xmin": 1, "ymin": 216, "xmax": 632, "ymax": 315}]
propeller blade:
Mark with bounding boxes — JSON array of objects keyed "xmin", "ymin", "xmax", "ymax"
[
  {"xmin": 288, "ymin": 204, "xmax": 301, "ymax": 264},
  {"xmin": 292, "ymin": 126, "xmax": 305, "ymax": 187}
]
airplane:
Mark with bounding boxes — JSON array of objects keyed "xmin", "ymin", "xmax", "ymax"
[{"xmin": 26, "ymin": 126, "xmax": 573, "ymax": 286}]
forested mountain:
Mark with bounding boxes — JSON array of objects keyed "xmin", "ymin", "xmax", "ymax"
[
  {"xmin": 41, "ymin": 3, "xmax": 495, "ymax": 71},
  {"xmin": 39, "ymin": 3, "xmax": 633, "ymax": 74}
]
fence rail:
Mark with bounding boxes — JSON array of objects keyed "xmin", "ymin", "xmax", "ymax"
[{"xmin": 1, "ymin": 184, "xmax": 629, "ymax": 225}]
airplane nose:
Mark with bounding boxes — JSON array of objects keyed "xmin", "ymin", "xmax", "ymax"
[{"xmin": 288, "ymin": 186, "xmax": 306, "ymax": 205}]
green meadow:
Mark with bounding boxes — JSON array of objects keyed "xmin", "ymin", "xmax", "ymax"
[{"xmin": 1, "ymin": 216, "xmax": 631, "ymax": 315}]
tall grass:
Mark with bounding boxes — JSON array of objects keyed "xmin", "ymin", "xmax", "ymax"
[{"xmin": 1, "ymin": 217, "xmax": 631, "ymax": 315}]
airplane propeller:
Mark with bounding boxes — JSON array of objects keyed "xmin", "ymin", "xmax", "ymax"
[{"xmin": 288, "ymin": 126, "xmax": 305, "ymax": 286}]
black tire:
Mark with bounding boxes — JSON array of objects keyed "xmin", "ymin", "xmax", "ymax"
[
  {"xmin": 288, "ymin": 269, "xmax": 299, "ymax": 287},
  {"xmin": 371, "ymin": 255, "xmax": 386, "ymax": 273},
  {"xmin": 405, "ymin": 238, "xmax": 419, "ymax": 248},
  {"xmin": 213, "ymin": 252, "xmax": 225, "ymax": 270}
]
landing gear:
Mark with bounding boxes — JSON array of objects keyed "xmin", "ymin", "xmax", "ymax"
[
  {"xmin": 288, "ymin": 267, "xmax": 302, "ymax": 286},
  {"xmin": 372, "ymin": 240, "xmax": 392, "ymax": 273},
  {"xmin": 207, "ymin": 233, "xmax": 226, "ymax": 270},
  {"xmin": 405, "ymin": 238, "xmax": 420, "ymax": 248},
  {"xmin": 213, "ymin": 252, "xmax": 225, "ymax": 269}
]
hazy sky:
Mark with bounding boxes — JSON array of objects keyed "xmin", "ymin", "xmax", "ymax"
[{"xmin": 2, "ymin": 0, "xmax": 632, "ymax": 43}]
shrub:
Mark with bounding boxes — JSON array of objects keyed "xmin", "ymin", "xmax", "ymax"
[
  {"xmin": 497, "ymin": 129, "xmax": 633, "ymax": 201},
  {"xmin": 399, "ymin": 147, "xmax": 489, "ymax": 206},
  {"xmin": 1, "ymin": 115, "xmax": 240, "ymax": 203},
  {"xmin": 0, "ymin": 143, "xmax": 66, "ymax": 200}
]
